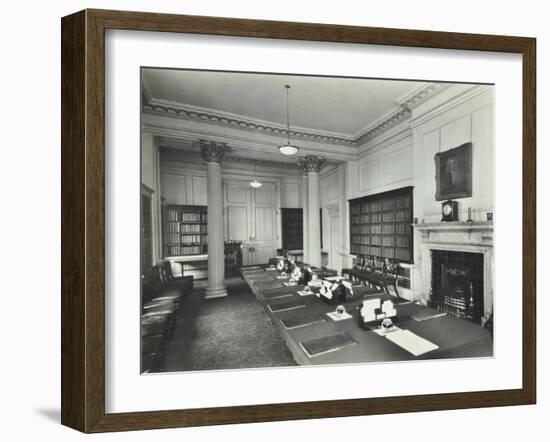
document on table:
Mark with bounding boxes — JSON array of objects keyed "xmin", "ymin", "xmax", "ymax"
[
  {"xmin": 384, "ymin": 329, "xmax": 439, "ymax": 356},
  {"xmin": 326, "ymin": 311, "xmax": 352, "ymax": 321}
]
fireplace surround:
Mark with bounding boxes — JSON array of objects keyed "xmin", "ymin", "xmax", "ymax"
[
  {"xmin": 414, "ymin": 221, "xmax": 493, "ymax": 321},
  {"xmin": 431, "ymin": 250, "xmax": 484, "ymax": 323}
]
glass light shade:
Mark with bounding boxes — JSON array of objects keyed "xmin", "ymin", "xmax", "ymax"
[
  {"xmin": 249, "ymin": 179, "xmax": 262, "ymax": 188},
  {"xmin": 278, "ymin": 144, "xmax": 299, "ymax": 155}
]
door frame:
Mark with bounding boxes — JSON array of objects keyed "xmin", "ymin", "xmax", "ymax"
[
  {"xmin": 223, "ymin": 175, "xmax": 282, "ymax": 263},
  {"xmin": 325, "ymin": 203, "xmax": 341, "ymax": 272}
]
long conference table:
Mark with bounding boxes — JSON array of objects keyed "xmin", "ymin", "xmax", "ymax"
[{"xmin": 241, "ymin": 266, "xmax": 493, "ymax": 366}]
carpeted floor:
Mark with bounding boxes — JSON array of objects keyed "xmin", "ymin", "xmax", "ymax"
[{"xmin": 158, "ymin": 277, "xmax": 297, "ymax": 372}]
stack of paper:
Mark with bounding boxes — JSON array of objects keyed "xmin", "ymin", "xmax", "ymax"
[
  {"xmin": 384, "ymin": 329, "xmax": 439, "ymax": 356},
  {"xmin": 327, "ymin": 311, "xmax": 352, "ymax": 321},
  {"xmin": 382, "ymin": 300, "xmax": 396, "ymax": 318},
  {"xmin": 360, "ymin": 298, "xmax": 380, "ymax": 322}
]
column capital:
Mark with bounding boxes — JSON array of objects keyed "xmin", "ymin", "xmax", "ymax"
[
  {"xmin": 297, "ymin": 155, "xmax": 326, "ymax": 173},
  {"xmin": 200, "ymin": 140, "xmax": 229, "ymax": 163}
]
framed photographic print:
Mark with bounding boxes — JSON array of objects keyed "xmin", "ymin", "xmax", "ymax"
[
  {"xmin": 61, "ymin": 9, "xmax": 536, "ymax": 433},
  {"xmin": 435, "ymin": 142, "xmax": 472, "ymax": 200}
]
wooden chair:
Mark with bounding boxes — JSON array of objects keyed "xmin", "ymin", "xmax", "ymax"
[{"xmin": 380, "ymin": 259, "xmax": 402, "ymax": 298}]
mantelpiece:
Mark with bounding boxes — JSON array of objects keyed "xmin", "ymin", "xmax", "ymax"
[{"xmin": 413, "ymin": 221, "xmax": 493, "ymax": 318}]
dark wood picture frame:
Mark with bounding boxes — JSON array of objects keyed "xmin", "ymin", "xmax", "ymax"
[
  {"xmin": 435, "ymin": 142, "xmax": 473, "ymax": 201},
  {"xmin": 61, "ymin": 9, "xmax": 536, "ymax": 433}
]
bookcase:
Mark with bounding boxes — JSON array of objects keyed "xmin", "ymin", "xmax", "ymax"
[
  {"xmin": 349, "ymin": 187, "xmax": 413, "ymax": 263},
  {"xmin": 164, "ymin": 204, "xmax": 208, "ymax": 257},
  {"xmin": 280, "ymin": 208, "xmax": 323, "ymax": 252},
  {"xmin": 141, "ymin": 192, "xmax": 153, "ymax": 273},
  {"xmin": 163, "ymin": 205, "xmax": 243, "ymax": 280},
  {"xmin": 281, "ymin": 208, "xmax": 303, "ymax": 250}
]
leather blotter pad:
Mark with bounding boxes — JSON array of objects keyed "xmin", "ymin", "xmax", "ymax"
[
  {"xmin": 281, "ymin": 313, "xmax": 326, "ymax": 329},
  {"xmin": 268, "ymin": 299, "xmax": 306, "ymax": 312},
  {"xmin": 300, "ymin": 332, "xmax": 357, "ymax": 357},
  {"xmin": 262, "ymin": 291, "xmax": 295, "ymax": 300}
]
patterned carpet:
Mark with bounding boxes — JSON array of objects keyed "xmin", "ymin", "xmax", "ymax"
[{"xmin": 158, "ymin": 277, "xmax": 297, "ymax": 372}]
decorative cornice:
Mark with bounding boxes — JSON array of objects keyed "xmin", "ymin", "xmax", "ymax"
[
  {"xmin": 355, "ymin": 106, "xmax": 411, "ymax": 146},
  {"xmin": 399, "ymin": 83, "xmax": 451, "ymax": 111},
  {"xmin": 199, "ymin": 140, "xmax": 229, "ymax": 163},
  {"xmin": 354, "ymin": 83, "xmax": 450, "ymax": 146},
  {"xmin": 298, "ymin": 155, "xmax": 326, "ymax": 173},
  {"xmin": 143, "ymin": 101, "xmax": 355, "ymax": 147},
  {"xmin": 409, "ymin": 85, "xmax": 492, "ymax": 129},
  {"xmin": 163, "ymin": 146, "xmax": 300, "ymax": 169},
  {"xmin": 143, "ymin": 82, "xmax": 451, "ymax": 148}
]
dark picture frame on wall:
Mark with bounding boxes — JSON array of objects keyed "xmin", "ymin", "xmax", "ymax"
[
  {"xmin": 61, "ymin": 9, "xmax": 536, "ymax": 433},
  {"xmin": 435, "ymin": 142, "xmax": 472, "ymax": 201}
]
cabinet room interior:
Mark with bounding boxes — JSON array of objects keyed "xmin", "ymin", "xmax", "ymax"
[{"xmin": 140, "ymin": 68, "xmax": 494, "ymax": 374}]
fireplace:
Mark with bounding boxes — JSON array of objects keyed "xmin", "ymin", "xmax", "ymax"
[
  {"xmin": 414, "ymin": 221, "xmax": 493, "ymax": 322},
  {"xmin": 430, "ymin": 250, "xmax": 484, "ymax": 324}
]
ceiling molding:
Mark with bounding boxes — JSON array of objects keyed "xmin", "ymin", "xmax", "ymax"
[
  {"xmin": 398, "ymin": 82, "xmax": 452, "ymax": 111},
  {"xmin": 160, "ymin": 145, "xmax": 302, "ymax": 170},
  {"xmin": 409, "ymin": 85, "xmax": 492, "ymax": 129},
  {"xmin": 354, "ymin": 106, "xmax": 411, "ymax": 146},
  {"xmin": 142, "ymin": 116, "xmax": 358, "ymax": 162},
  {"xmin": 143, "ymin": 82, "xmax": 454, "ymax": 150},
  {"xmin": 143, "ymin": 100, "xmax": 355, "ymax": 147},
  {"xmin": 353, "ymin": 83, "xmax": 450, "ymax": 146}
]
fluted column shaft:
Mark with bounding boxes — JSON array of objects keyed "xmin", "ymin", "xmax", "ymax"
[
  {"xmin": 301, "ymin": 173, "xmax": 309, "ymax": 264},
  {"xmin": 308, "ymin": 171, "xmax": 321, "ymax": 267},
  {"xmin": 298, "ymin": 155, "xmax": 325, "ymax": 267},
  {"xmin": 201, "ymin": 141, "xmax": 229, "ymax": 298}
]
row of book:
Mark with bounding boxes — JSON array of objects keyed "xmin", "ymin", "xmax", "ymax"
[
  {"xmin": 166, "ymin": 210, "xmax": 208, "ymax": 223},
  {"xmin": 181, "ymin": 234, "xmax": 207, "ymax": 244},
  {"xmin": 181, "ymin": 224, "xmax": 202, "ymax": 233},
  {"xmin": 182, "ymin": 212, "xmax": 207, "ymax": 223},
  {"xmin": 166, "ymin": 222, "xmax": 180, "ymax": 233},
  {"xmin": 166, "ymin": 245, "xmax": 206, "ymax": 256},
  {"xmin": 166, "ymin": 223, "xmax": 208, "ymax": 234},
  {"xmin": 352, "ymin": 209, "xmax": 410, "ymax": 224},
  {"xmin": 166, "ymin": 235, "xmax": 208, "ymax": 245}
]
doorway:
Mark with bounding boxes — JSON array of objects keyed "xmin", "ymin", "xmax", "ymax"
[{"xmin": 224, "ymin": 179, "xmax": 279, "ymax": 266}]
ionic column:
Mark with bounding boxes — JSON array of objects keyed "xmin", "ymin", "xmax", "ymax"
[
  {"xmin": 301, "ymin": 155, "xmax": 325, "ymax": 267},
  {"xmin": 301, "ymin": 170, "xmax": 309, "ymax": 264},
  {"xmin": 201, "ymin": 140, "xmax": 229, "ymax": 298}
]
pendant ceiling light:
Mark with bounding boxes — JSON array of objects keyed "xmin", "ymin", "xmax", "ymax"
[
  {"xmin": 278, "ymin": 85, "xmax": 299, "ymax": 155},
  {"xmin": 250, "ymin": 160, "xmax": 262, "ymax": 188}
]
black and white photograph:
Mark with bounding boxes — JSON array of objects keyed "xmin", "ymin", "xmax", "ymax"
[{"xmin": 140, "ymin": 68, "xmax": 494, "ymax": 374}]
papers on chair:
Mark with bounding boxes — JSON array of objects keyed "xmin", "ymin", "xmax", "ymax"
[
  {"xmin": 319, "ymin": 287, "xmax": 333, "ymax": 299},
  {"xmin": 326, "ymin": 311, "xmax": 352, "ymax": 321},
  {"xmin": 341, "ymin": 280, "xmax": 352, "ymax": 289},
  {"xmin": 297, "ymin": 290, "xmax": 314, "ymax": 296},
  {"xmin": 384, "ymin": 329, "xmax": 439, "ymax": 356}
]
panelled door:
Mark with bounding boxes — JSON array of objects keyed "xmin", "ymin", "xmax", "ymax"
[{"xmin": 224, "ymin": 179, "xmax": 278, "ymax": 266}]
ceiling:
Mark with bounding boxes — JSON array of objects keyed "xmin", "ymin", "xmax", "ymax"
[{"xmin": 142, "ymin": 68, "xmax": 425, "ymax": 137}]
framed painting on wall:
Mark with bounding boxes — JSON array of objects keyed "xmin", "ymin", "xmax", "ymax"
[{"xmin": 435, "ymin": 142, "xmax": 472, "ymax": 201}]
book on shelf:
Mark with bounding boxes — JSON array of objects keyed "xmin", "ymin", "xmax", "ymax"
[
  {"xmin": 163, "ymin": 204, "xmax": 208, "ymax": 257},
  {"xmin": 181, "ymin": 212, "xmax": 201, "ymax": 223}
]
